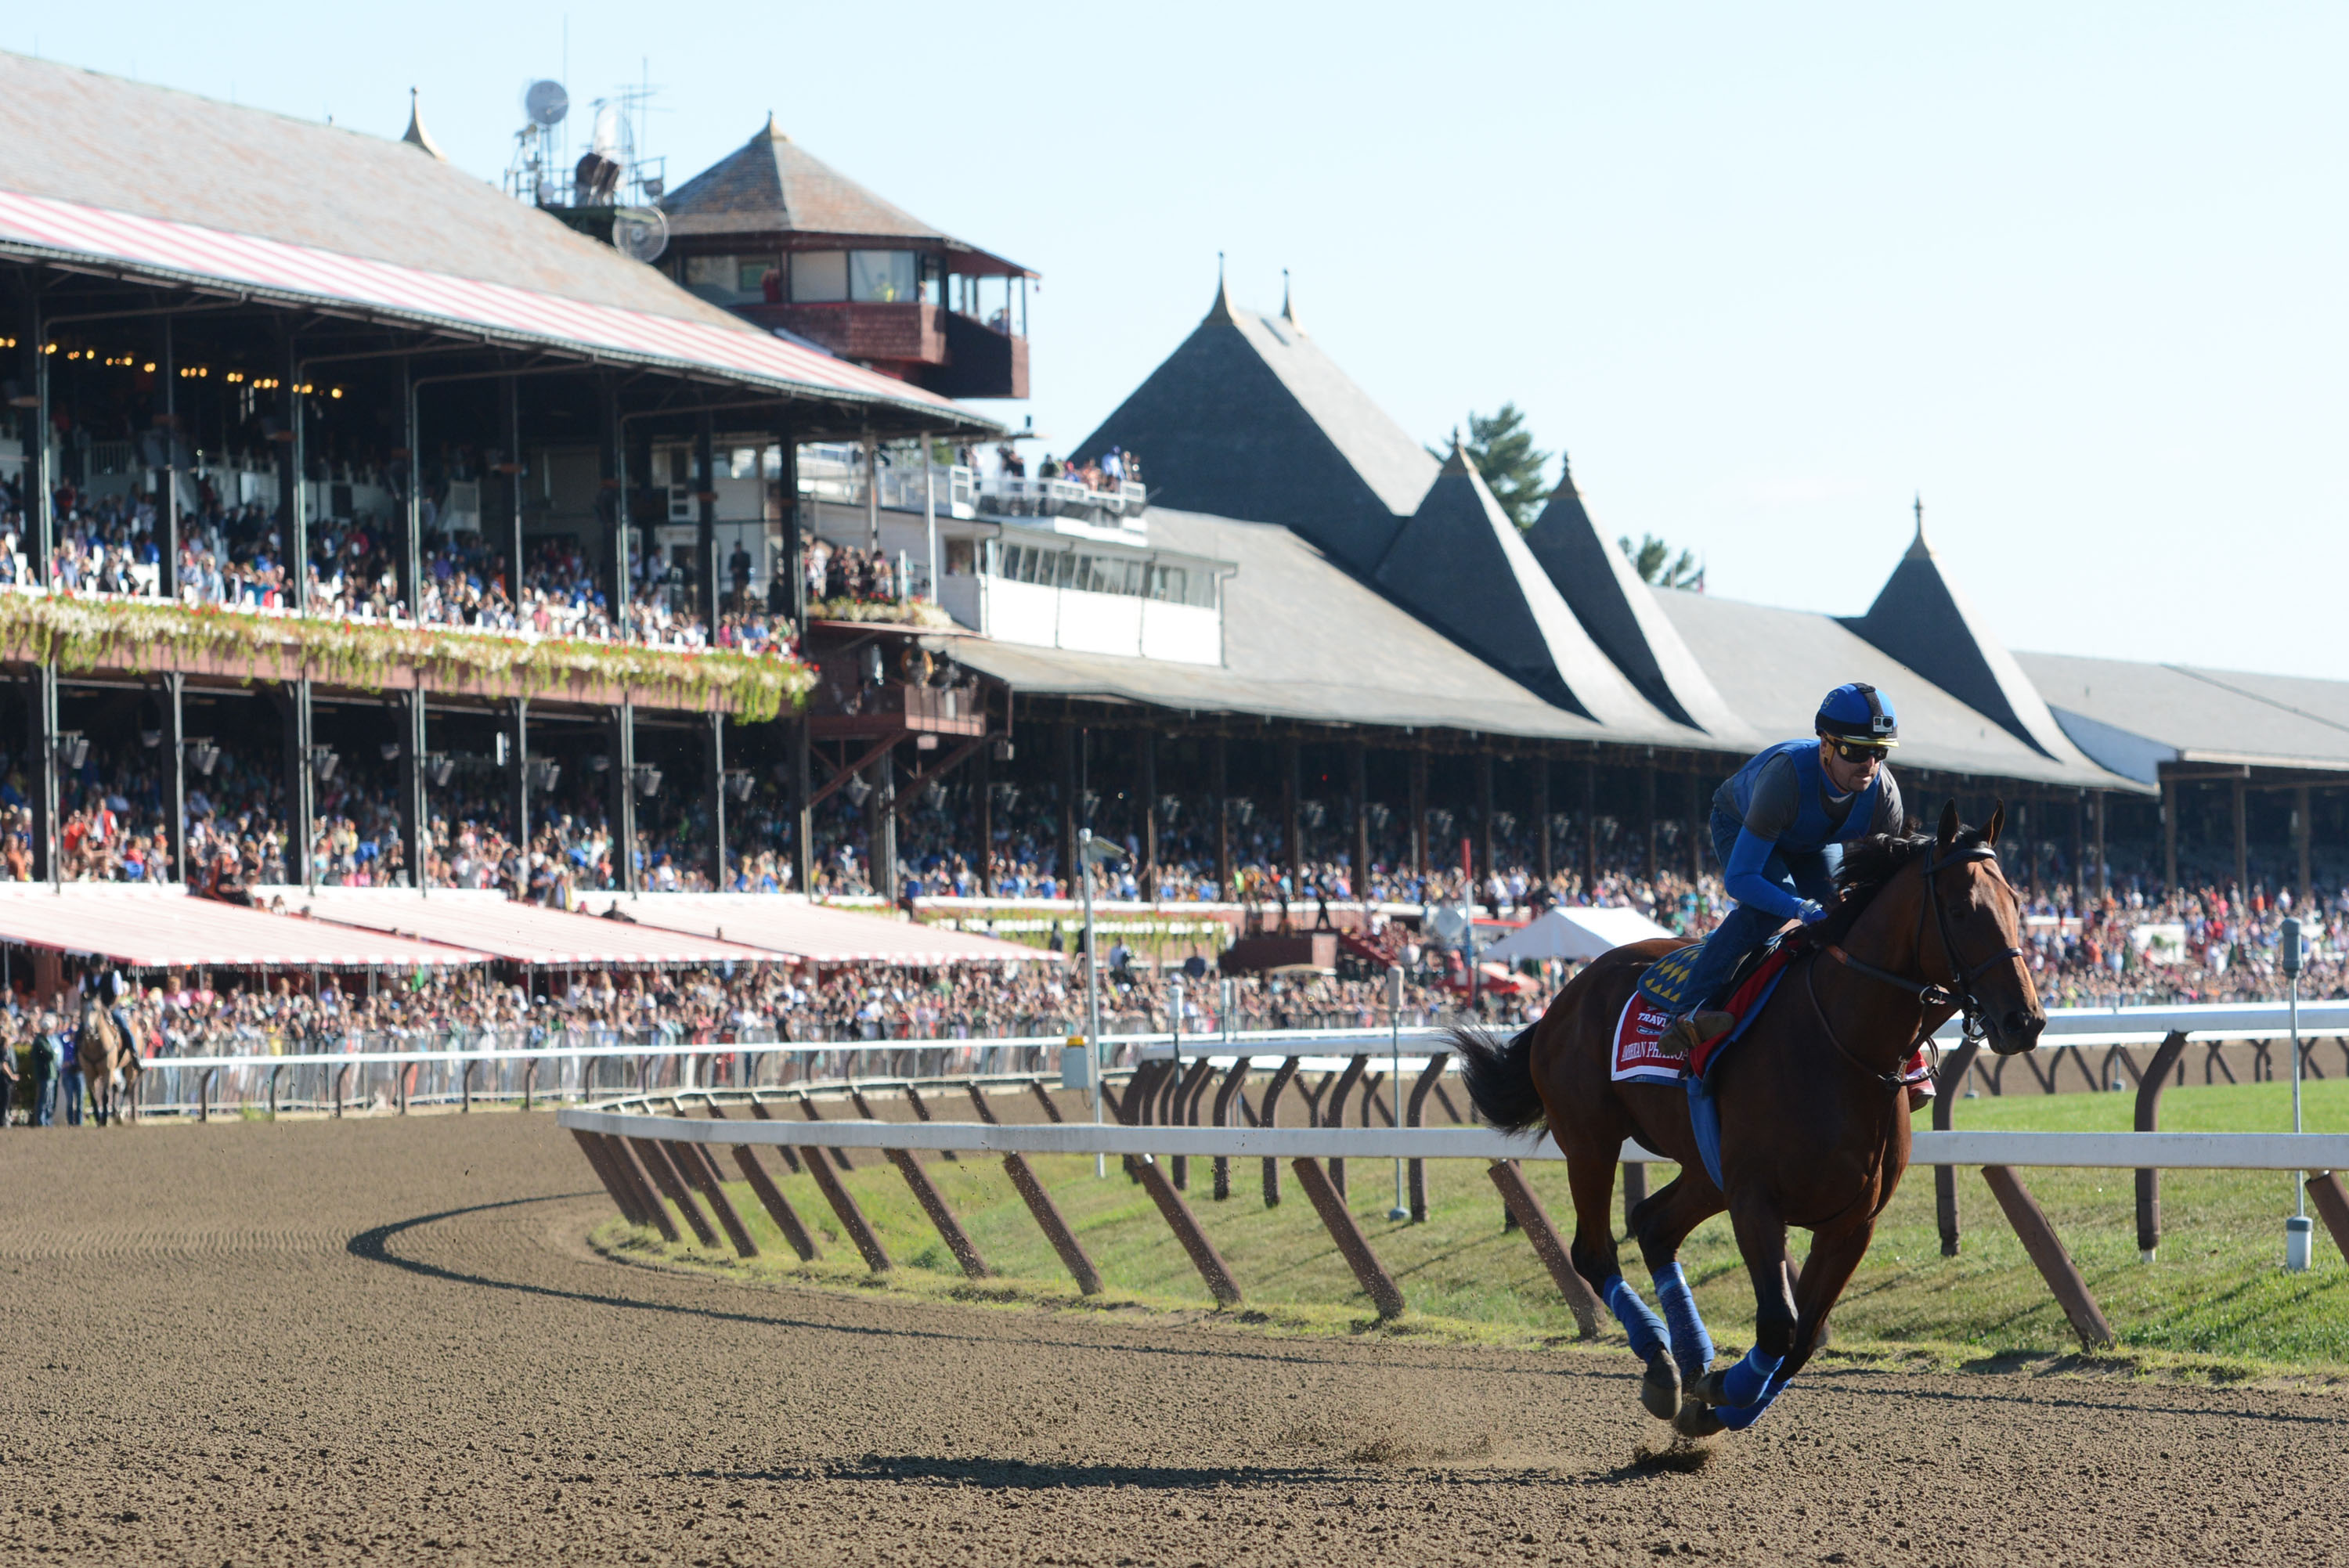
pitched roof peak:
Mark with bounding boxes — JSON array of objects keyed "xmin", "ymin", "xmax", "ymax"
[
  {"xmin": 1279, "ymin": 268, "xmax": 1303, "ymax": 331},
  {"xmin": 1907, "ymin": 492, "xmax": 1932, "ymax": 560},
  {"xmin": 400, "ymin": 88, "xmax": 447, "ymax": 161},
  {"xmin": 760, "ymin": 110, "xmax": 788, "ymax": 143},
  {"xmin": 1205, "ymin": 253, "xmax": 1236, "ymax": 326},
  {"xmin": 1438, "ymin": 431, "xmax": 1474, "ymax": 478}
]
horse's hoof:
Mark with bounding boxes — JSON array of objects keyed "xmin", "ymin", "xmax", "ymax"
[
  {"xmin": 1639, "ymin": 1352, "xmax": 1680, "ymax": 1421},
  {"xmin": 1690, "ymin": 1368, "xmax": 1731, "ymax": 1408},
  {"xmin": 1673, "ymin": 1399, "xmax": 1726, "ymax": 1439}
]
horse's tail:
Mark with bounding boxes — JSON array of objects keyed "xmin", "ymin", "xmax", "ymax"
[{"xmin": 1449, "ymin": 1022, "xmax": 1547, "ymax": 1134}]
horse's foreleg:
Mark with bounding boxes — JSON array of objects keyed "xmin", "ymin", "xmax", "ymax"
[
  {"xmin": 1694, "ymin": 1198, "xmax": 1795, "ymax": 1422},
  {"xmin": 1784, "ymin": 1218, "xmax": 1875, "ymax": 1381}
]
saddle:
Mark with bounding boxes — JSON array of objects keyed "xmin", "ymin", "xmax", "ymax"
[{"xmin": 1614, "ymin": 943, "xmax": 1799, "ymax": 1089}]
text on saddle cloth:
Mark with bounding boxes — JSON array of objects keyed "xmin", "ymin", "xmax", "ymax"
[{"xmin": 1611, "ymin": 946, "xmax": 1797, "ymax": 1087}]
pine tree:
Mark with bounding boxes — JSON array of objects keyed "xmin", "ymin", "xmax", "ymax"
[
  {"xmin": 1462, "ymin": 403, "xmax": 1552, "ymax": 528},
  {"xmin": 1617, "ymin": 533, "xmax": 1704, "ymax": 590}
]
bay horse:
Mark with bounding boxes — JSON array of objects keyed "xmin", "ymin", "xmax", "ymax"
[
  {"xmin": 1456, "ymin": 802, "xmax": 2042, "ymax": 1435},
  {"xmin": 76, "ymin": 997, "xmax": 141, "ymax": 1126}
]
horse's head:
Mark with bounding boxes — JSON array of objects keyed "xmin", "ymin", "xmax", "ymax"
[{"xmin": 1925, "ymin": 799, "xmax": 2044, "ymax": 1056}]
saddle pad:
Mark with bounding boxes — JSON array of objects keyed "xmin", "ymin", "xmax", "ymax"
[
  {"xmin": 1609, "ymin": 991, "xmax": 1683, "ymax": 1086},
  {"xmin": 1688, "ymin": 946, "xmax": 1798, "ymax": 1080},
  {"xmin": 1633, "ymin": 943, "xmax": 1705, "ymax": 1013}
]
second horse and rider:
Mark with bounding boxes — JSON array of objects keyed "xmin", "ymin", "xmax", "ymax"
[{"xmin": 1459, "ymin": 683, "xmax": 2048, "ymax": 1437}]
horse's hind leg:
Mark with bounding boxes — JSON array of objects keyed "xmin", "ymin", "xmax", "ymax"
[
  {"xmin": 1629, "ymin": 1174, "xmax": 1729, "ymax": 1430},
  {"xmin": 1560, "ymin": 1145, "xmax": 1680, "ymax": 1421}
]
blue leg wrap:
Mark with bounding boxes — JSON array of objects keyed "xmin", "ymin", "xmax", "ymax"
[
  {"xmin": 1651, "ymin": 1262, "xmax": 1715, "ymax": 1379},
  {"xmin": 1719, "ymin": 1344, "xmax": 1785, "ymax": 1408},
  {"xmin": 1715, "ymin": 1362, "xmax": 1794, "ymax": 1431},
  {"xmin": 1601, "ymin": 1274, "xmax": 1668, "ymax": 1363}
]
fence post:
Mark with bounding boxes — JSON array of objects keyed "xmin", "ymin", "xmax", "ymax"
[
  {"xmin": 796, "ymin": 1134, "xmax": 892, "ymax": 1273},
  {"xmin": 883, "ymin": 1147, "xmax": 989, "ymax": 1278},
  {"xmin": 523, "ymin": 1058, "xmax": 539, "ymax": 1112},
  {"xmin": 199, "ymin": 1068, "xmax": 215, "ymax": 1123},
  {"xmin": 673, "ymin": 1133, "xmax": 760, "ymax": 1259},
  {"xmin": 1932, "ymin": 1038, "xmax": 1982, "ymax": 1256},
  {"xmin": 1257, "ymin": 1058, "xmax": 1301, "ymax": 1207},
  {"xmin": 628, "ymin": 1136, "xmax": 723, "ymax": 1249},
  {"xmin": 731, "ymin": 1146, "xmax": 818, "ymax": 1260},
  {"xmin": 1211, "ymin": 1057, "xmax": 1250, "ymax": 1201},
  {"xmin": 572, "ymin": 1129, "xmax": 651, "ymax": 1228},
  {"xmin": 796, "ymin": 1093, "xmax": 857, "ymax": 1171},
  {"xmin": 2307, "ymin": 1173, "xmax": 2349, "ymax": 1264},
  {"xmin": 1291, "ymin": 1156, "xmax": 1404, "ymax": 1319},
  {"xmin": 1980, "ymin": 1165, "xmax": 2113, "ymax": 1348},
  {"xmin": 901, "ymin": 1082, "xmax": 957, "ymax": 1162},
  {"xmin": 1405, "ymin": 1048, "xmax": 1449, "ymax": 1222},
  {"xmin": 607, "ymin": 1136, "xmax": 680, "ymax": 1242},
  {"xmin": 1001, "ymin": 1152, "xmax": 1102, "ymax": 1295},
  {"xmin": 461, "ymin": 1058, "xmax": 476, "ymax": 1113},
  {"xmin": 1487, "ymin": 1159, "xmax": 1602, "ymax": 1337},
  {"xmin": 1169, "ymin": 1058, "xmax": 1214, "ymax": 1190},
  {"xmin": 2132, "ymin": 1031, "xmax": 2191, "ymax": 1262},
  {"xmin": 268, "ymin": 1065, "xmax": 283, "ymax": 1120},
  {"xmin": 1131, "ymin": 1154, "xmax": 1242, "ymax": 1305},
  {"xmin": 1322, "ymin": 1057, "xmax": 1368, "ymax": 1198},
  {"xmin": 333, "ymin": 1064, "xmax": 349, "ymax": 1120}
]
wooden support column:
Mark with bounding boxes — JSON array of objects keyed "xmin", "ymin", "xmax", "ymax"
[
  {"xmin": 612, "ymin": 700, "xmax": 639, "ymax": 894},
  {"xmin": 1687, "ymin": 770, "xmax": 1705, "ymax": 881},
  {"xmin": 1138, "ymin": 728, "xmax": 1158, "ymax": 892},
  {"xmin": 1644, "ymin": 764, "xmax": 1658, "ymax": 882},
  {"xmin": 695, "ymin": 413, "xmax": 720, "ymax": 630},
  {"xmin": 1292, "ymin": 1158, "xmax": 1404, "ymax": 1318},
  {"xmin": 1486, "ymin": 1159, "xmax": 1601, "ymax": 1336},
  {"xmin": 1981, "ymin": 1165, "xmax": 2113, "ymax": 1347},
  {"xmin": 1582, "ymin": 759, "xmax": 1598, "ymax": 892},
  {"xmin": 1408, "ymin": 748, "xmax": 1428, "ymax": 880},
  {"xmin": 280, "ymin": 678, "xmax": 315, "ymax": 888},
  {"xmin": 1534, "ymin": 754, "xmax": 1553, "ymax": 884},
  {"xmin": 507, "ymin": 697, "xmax": 530, "ymax": 866},
  {"xmin": 2294, "ymin": 784, "xmax": 2312, "ymax": 903},
  {"xmin": 975, "ymin": 744, "xmax": 994, "ymax": 896},
  {"xmin": 1475, "ymin": 751, "xmax": 1496, "ymax": 892},
  {"xmin": 1001, "ymin": 1153, "xmax": 1102, "ymax": 1293},
  {"xmin": 162, "ymin": 672, "xmax": 186, "ymax": 885},
  {"xmin": 1349, "ymin": 741, "xmax": 1370, "ymax": 902},
  {"xmin": 628, "ymin": 1137, "xmax": 721, "ymax": 1249},
  {"xmin": 2091, "ymin": 789, "xmax": 2107, "ymax": 899},
  {"xmin": 27, "ymin": 664, "xmax": 56, "ymax": 883},
  {"xmin": 1057, "ymin": 723, "xmax": 1077, "ymax": 892},
  {"xmin": 1212, "ymin": 732, "xmax": 1232, "ymax": 899},
  {"xmin": 2161, "ymin": 772, "xmax": 2178, "ymax": 892},
  {"xmin": 2232, "ymin": 777, "xmax": 2248, "ymax": 892},
  {"xmin": 885, "ymin": 1148, "xmax": 989, "ymax": 1278},
  {"xmin": 1282, "ymin": 736, "xmax": 1302, "ymax": 901},
  {"xmin": 1132, "ymin": 1155, "xmax": 1242, "ymax": 1305}
]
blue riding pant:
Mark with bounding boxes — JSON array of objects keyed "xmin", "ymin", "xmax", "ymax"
[{"xmin": 1681, "ymin": 807, "xmax": 1838, "ymax": 1011}]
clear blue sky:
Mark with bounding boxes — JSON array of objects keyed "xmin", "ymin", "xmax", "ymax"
[{"xmin": 13, "ymin": 4, "xmax": 2347, "ymax": 676}]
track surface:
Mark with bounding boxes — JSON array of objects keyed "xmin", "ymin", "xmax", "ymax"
[{"xmin": 2, "ymin": 1115, "xmax": 2343, "ymax": 1566}]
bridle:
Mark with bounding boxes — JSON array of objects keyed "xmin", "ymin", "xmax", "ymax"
[{"xmin": 1810, "ymin": 841, "xmax": 2026, "ymax": 1088}]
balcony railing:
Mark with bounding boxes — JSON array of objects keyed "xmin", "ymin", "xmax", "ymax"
[
  {"xmin": 796, "ymin": 445, "xmax": 976, "ymax": 519},
  {"xmin": 976, "ymin": 476, "xmax": 1149, "ymax": 528}
]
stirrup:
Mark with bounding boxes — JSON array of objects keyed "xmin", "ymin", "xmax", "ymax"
[{"xmin": 1660, "ymin": 1011, "xmax": 1734, "ymax": 1059}]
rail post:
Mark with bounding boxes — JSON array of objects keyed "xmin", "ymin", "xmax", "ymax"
[
  {"xmin": 461, "ymin": 1058, "xmax": 476, "ymax": 1113},
  {"xmin": 796, "ymin": 1093, "xmax": 856, "ymax": 1172},
  {"xmin": 1932, "ymin": 1038, "xmax": 1982, "ymax": 1256},
  {"xmin": 2133, "ymin": 1031, "xmax": 2191, "ymax": 1261},
  {"xmin": 608, "ymin": 1136, "xmax": 679, "ymax": 1242},
  {"xmin": 1980, "ymin": 1165, "xmax": 2113, "ymax": 1348},
  {"xmin": 1405, "ymin": 1048, "xmax": 1449, "ymax": 1222},
  {"xmin": 1210, "ymin": 1058, "xmax": 1250, "ymax": 1201},
  {"xmin": 1131, "ymin": 1154, "xmax": 1242, "ymax": 1305},
  {"xmin": 1322, "ymin": 1056, "xmax": 1368, "ymax": 1197},
  {"xmin": 884, "ymin": 1147, "xmax": 989, "ymax": 1278},
  {"xmin": 731, "ymin": 1146, "xmax": 819, "ymax": 1260},
  {"xmin": 198, "ymin": 1068, "xmax": 215, "ymax": 1123},
  {"xmin": 267, "ymin": 1065, "xmax": 283, "ymax": 1120},
  {"xmin": 2307, "ymin": 1172, "xmax": 2349, "ymax": 1264},
  {"xmin": 522, "ymin": 1058, "xmax": 539, "ymax": 1112},
  {"xmin": 674, "ymin": 1134, "xmax": 760, "ymax": 1259},
  {"xmin": 572, "ymin": 1129, "xmax": 651, "ymax": 1228},
  {"xmin": 795, "ymin": 1131, "xmax": 892, "ymax": 1273},
  {"xmin": 628, "ymin": 1136, "xmax": 723, "ymax": 1249},
  {"xmin": 1257, "ymin": 1057, "xmax": 1301, "ymax": 1207},
  {"xmin": 1292, "ymin": 1156, "xmax": 1404, "ymax": 1319},
  {"xmin": 1487, "ymin": 1159, "xmax": 1601, "ymax": 1337},
  {"xmin": 1001, "ymin": 1152, "xmax": 1102, "ymax": 1295},
  {"xmin": 333, "ymin": 1064, "xmax": 350, "ymax": 1120}
]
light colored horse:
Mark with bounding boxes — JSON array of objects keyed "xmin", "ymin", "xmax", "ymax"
[{"xmin": 76, "ymin": 998, "xmax": 140, "ymax": 1126}]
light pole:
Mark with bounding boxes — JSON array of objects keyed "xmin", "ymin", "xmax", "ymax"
[{"xmin": 2282, "ymin": 916, "xmax": 2311, "ymax": 1272}]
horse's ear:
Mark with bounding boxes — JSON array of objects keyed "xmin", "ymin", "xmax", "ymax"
[
  {"xmin": 1937, "ymin": 799, "xmax": 1960, "ymax": 851},
  {"xmin": 1984, "ymin": 799, "xmax": 2006, "ymax": 846}
]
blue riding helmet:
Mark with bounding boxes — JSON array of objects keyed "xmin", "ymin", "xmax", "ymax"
[{"xmin": 1816, "ymin": 682, "xmax": 1897, "ymax": 747}]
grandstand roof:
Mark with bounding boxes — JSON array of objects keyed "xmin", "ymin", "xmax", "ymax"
[
  {"xmin": 0, "ymin": 53, "xmax": 981, "ymax": 426},
  {"xmin": 604, "ymin": 895, "xmax": 1057, "ymax": 964},
  {"xmin": 1071, "ymin": 280, "xmax": 1437, "ymax": 572},
  {"xmin": 1846, "ymin": 521, "xmax": 2097, "ymax": 769},
  {"xmin": 946, "ymin": 506, "xmax": 1694, "ymax": 743},
  {"xmin": 661, "ymin": 116, "xmax": 1032, "ymax": 277},
  {"xmin": 1654, "ymin": 591, "xmax": 2138, "ymax": 790},
  {"xmin": 2015, "ymin": 653, "xmax": 2349, "ymax": 784},
  {"xmin": 1370, "ymin": 447, "xmax": 1674, "ymax": 727},
  {"xmin": 1519, "ymin": 469, "xmax": 1757, "ymax": 744},
  {"xmin": 287, "ymin": 890, "xmax": 776, "ymax": 968},
  {"xmin": 0, "ymin": 887, "xmax": 486, "ymax": 968}
]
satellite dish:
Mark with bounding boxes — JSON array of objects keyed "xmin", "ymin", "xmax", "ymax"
[
  {"xmin": 523, "ymin": 79, "xmax": 569, "ymax": 128},
  {"xmin": 612, "ymin": 206, "xmax": 668, "ymax": 263},
  {"xmin": 1429, "ymin": 907, "xmax": 1470, "ymax": 947}
]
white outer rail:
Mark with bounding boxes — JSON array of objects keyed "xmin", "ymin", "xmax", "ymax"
[{"xmin": 557, "ymin": 1107, "xmax": 2349, "ymax": 1172}]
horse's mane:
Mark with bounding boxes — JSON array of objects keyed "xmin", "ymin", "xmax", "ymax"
[{"xmin": 1817, "ymin": 825, "xmax": 1991, "ymax": 944}]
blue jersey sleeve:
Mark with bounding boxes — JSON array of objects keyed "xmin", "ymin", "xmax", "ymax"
[{"xmin": 1723, "ymin": 826, "xmax": 1810, "ymax": 921}]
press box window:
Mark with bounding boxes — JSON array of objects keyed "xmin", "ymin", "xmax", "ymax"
[
  {"xmin": 849, "ymin": 251, "xmax": 918, "ymax": 304},
  {"xmin": 790, "ymin": 251, "xmax": 848, "ymax": 303}
]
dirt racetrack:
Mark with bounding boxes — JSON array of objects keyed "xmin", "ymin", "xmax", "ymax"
[{"xmin": 4, "ymin": 1113, "xmax": 2344, "ymax": 1566}]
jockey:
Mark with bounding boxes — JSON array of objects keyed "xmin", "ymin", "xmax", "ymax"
[{"xmin": 1662, "ymin": 682, "xmax": 1907, "ymax": 1057}]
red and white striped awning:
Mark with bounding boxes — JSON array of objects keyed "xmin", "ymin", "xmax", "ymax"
[
  {"xmin": 608, "ymin": 894, "xmax": 1059, "ymax": 965},
  {"xmin": 0, "ymin": 186, "xmax": 968, "ymax": 420},
  {"xmin": 0, "ymin": 887, "xmax": 488, "ymax": 969},
  {"xmin": 290, "ymin": 890, "xmax": 778, "ymax": 968}
]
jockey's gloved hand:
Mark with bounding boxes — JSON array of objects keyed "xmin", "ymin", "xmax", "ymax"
[{"xmin": 1796, "ymin": 900, "xmax": 1831, "ymax": 925}]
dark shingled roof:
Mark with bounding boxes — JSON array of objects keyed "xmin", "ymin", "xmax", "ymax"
[
  {"xmin": 1520, "ymin": 467, "xmax": 1755, "ymax": 744},
  {"xmin": 1073, "ymin": 280, "xmax": 1438, "ymax": 574},
  {"xmin": 1370, "ymin": 446, "xmax": 1678, "ymax": 729},
  {"xmin": 1845, "ymin": 521, "xmax": 2096, "ymax": 770},
  {"xmin": 661, "ymin": 116, "xmax": 1032, "ymax": 276},
  {"xmin": 0, "ymin": 50, "xmax": 744, "ymax": 326}
]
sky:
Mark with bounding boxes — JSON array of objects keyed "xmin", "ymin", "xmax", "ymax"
[{"xmin": 11, "ymin": 3, "xmax": 2347, "ymax": 676}]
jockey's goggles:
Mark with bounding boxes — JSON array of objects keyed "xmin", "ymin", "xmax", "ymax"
[{"xmin": 1826, "ymin": 737, "xmax": 1893, "ymax": 762}]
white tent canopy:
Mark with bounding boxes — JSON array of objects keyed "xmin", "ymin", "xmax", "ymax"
[{"xmin": 1481, "ymin": 906, "xmax": 1677, "ymax": 964}]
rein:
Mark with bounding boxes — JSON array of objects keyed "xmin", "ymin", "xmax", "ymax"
[{"xmin": 1806, "ymin": 842, "xmax": 2024, "ymax": 1090}]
